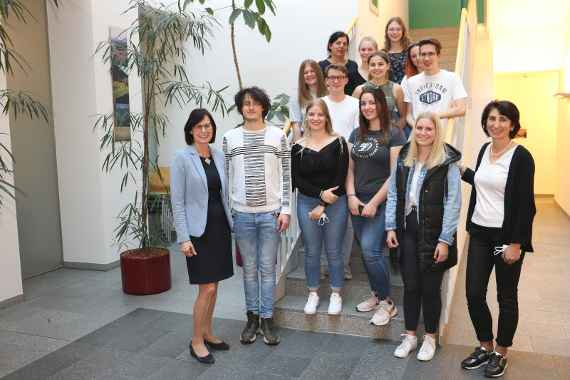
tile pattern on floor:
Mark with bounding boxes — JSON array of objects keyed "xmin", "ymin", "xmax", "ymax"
[{"xmin": 2, "ymin": 308, "xmax": 568, "ymax": 380}]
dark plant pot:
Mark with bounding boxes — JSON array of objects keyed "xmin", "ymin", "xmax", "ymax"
[{"xmin": 120, "ymin": 247, "xmax": 171, "ymax": 295}]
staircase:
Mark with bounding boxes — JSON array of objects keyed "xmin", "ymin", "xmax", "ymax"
[
  {"xmin": 409, "ymin": 27, "xmax": 459, "ymax": 71},
  {"xmin": 274, "ymin": 242, "xmax": 418, "ymax": 340}
]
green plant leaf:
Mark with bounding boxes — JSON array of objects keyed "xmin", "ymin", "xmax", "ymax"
[
  {"xmin": 255, "ymin": 0, "xmax": 265, "ymax": 14},
  {"xmin": 243, "ymin": 10, "xmax": 256, "ymax": 29},
  {"xmin": 264, "ymin": 0, "xmax": 276, "ymax": 15},
  {"xmin": 229, "ymin": 8, "xmax": 241, "ymax": 24},
  {"xmin": 205, "ymin": 7, "xmax": 214, "ymax": 15},
  {"xmin": 244, "ymin": 0, "xmax": 254, "ymax": 9}
]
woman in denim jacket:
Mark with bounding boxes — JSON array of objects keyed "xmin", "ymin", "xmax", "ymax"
[{"xmin": 385, "ymin": 112, "xmax": 461, "ymax": 361}]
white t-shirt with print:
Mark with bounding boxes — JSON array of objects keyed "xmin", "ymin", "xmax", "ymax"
[
  {"xmin": 322, "ymin": 95, "xmax": 359, "ymax": 140},
  {"xmin": 402, "ymin": 69, "xmax": 467, "ymax": 130}
]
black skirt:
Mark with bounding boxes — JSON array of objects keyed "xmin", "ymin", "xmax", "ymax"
[{"xmin": 186, "ymin": 157, "xmax": 233, "ymax": 284}]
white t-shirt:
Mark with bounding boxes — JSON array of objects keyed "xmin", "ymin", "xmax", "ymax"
[
  {"xmin": 407, "ymin": 162, "xmax": 424, "ymax": 216},
  {"xmin": 322, "ymin": 95, "xmax": 359, "ymax": 140},
  {"xmin": 471, "ymin": 144, "xmax": 517, "ymax": 227},
  {"xmin": 403, "ymin": 69, "xmax": 467, "ymax": 130}
]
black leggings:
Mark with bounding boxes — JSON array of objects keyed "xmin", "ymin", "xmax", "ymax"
[
  {"xmin": 466, "ymin": 224, "xmax": 525, "ymax": 347},
  {"xmin": 401, "ymin": 210, "xmax": 445, "ymax": 334}
]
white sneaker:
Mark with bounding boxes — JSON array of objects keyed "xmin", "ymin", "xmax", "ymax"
[
  {"xmin": 304, "ymin": 292, "xmax": 319, "ymax": 315},
  {"xmin": 327, "ymin": 292, "xmax": 342, "ymax": 315},
  {"xmin": 370, "ymin": 300, "xmax": 398, "ymax": 326},
  {"xmin": 394, "ymin": 334, "xmax": 418, "ymax": 358},
  {"xmin": 417, "ymin": 335, "xmax": 437, "ymax": 361},
  {"xmin": 356, "ymin": 293, "xmax": 379, "ymax": 312}
]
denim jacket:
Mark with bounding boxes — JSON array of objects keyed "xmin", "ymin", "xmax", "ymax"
[{"xmin": 385, "ymin": 152, "xmax": 461, "ymax": 245}]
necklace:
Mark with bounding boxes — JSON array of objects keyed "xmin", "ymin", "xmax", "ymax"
[
  {"xmin": 197, "ymin": 149, "xmax": 211, "ymax": 165},
  {"xmin": 489, "ymin": 141, "xmax": 514, "ymax": 162}
]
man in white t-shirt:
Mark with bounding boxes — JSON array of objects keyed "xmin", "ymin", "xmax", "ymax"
[
  {"xmin": 321, "ymin": 64, "xmax": 359, "ymax": 280},
  {"xmin": 322, "ymin": 65, "xmax": 359, "ymax": 140},
  {"xmin": 403, "ymin": 38, "xmax": 467, "ymax": 135}
]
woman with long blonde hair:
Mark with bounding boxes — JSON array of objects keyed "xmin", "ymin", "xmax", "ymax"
[
  {"xmin": 291, "ymin": 99, "xmax": 349, "ymax": 316},
  {"xmin": 385, "ymin": 112, "xmax": 461, "ymax": 361},
  {"xmin": 289, "ymin": 59, "xmax": 327, "ymax": 141}
]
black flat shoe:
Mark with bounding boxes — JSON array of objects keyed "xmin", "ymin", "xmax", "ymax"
[
  {"xmin": 205, "ymin": 339, "xmax": 230, "ymax": 351},
  {"xmin": 190, "ymin": 342, "xmax": 215, "ymax": 364}
]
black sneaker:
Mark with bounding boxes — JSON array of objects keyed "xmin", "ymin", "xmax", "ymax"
[
  {"xmin": 240, "ymin": 311, "xmax": 259, "ymax": 344},
  {"xmin": 485, "ymin": 352, "xmax": 508, "ymax": 378},
  {"xmin": 461, "ymin": 346, "xmax": 490, "ymax": 369},
  {"xmin": 259, "ymin": 317, "xmax": 280, "ymax": 345}
]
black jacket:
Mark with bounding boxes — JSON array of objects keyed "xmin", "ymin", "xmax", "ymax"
[
  {"xmin": 462, "ymin": 143, "xmax": 536, "ymax": 252},
  {"xmin": 394, "ymin": 143, "xmax": 461, "ymax": 272}
]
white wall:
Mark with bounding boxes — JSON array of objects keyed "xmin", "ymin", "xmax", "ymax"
[
  {"xmin": 47, "ymin": 0, "xmax": 142, "ymax": 265},
  {"xmin": 490, "ymin": 0, "xmax": 570, "ymax": 73},
  {"xmin": 158, "ymin": 0, "xmax": 357, "ymax": 164},
  {"xmin": 356, "ymin": 0, "xmax": 408, "ymax": 54},
  {"xmin": 0, "ymin": 74, "xmax": 23, "ymax": 304}
]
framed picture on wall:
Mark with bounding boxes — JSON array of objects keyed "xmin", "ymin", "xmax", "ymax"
[
  {"xmin": 369, "ymin": 0, "xmax": 379, "ymax": 16},
  {"xmin": 109, "ymin": 27, "xmax": 131, "ymax": 142}
]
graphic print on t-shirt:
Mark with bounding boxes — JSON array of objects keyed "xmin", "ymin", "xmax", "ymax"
[
  {"xmin": 415, "ymin": 82, "xmax": 447, "ymax": 105},
  {"xmin": 352, "ymin": 135, "xmax": 380, "ymax": 159}
]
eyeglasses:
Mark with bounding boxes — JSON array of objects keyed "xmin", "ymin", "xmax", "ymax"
[
  {"xmin": 326, "ymin": 75, "xmax": 346, "ymax": 81},
  {"xmin": 194, "ymin": 123, "xmax": 213, "ymax": 131}
]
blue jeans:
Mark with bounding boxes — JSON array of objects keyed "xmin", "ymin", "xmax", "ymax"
[
  {"xmin": 297, "ymin": 193, "xmax": 347, "ymax": 290},
  {"xmin": 351, "ymin": 193, "xmax": 391, "ymax": 299},
  {"xmin": 233, "ymin": 210, "xmax": 281, "ymax": 318}
]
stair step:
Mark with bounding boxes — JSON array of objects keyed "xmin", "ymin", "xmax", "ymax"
[
  {"xmin": 285, "ymin": 267, "xmax": 404, "ymax": 303},
  {"xmin": 274, "ymin": 295, "xmax": 412, "ymax": 340}
]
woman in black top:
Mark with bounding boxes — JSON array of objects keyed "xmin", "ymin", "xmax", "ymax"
[
  {"xmin": 459, "ymin": 100, "xmax": 536, "ymax": 378},
  {"xmin": 319, "ymin": 31, "xmax": 360, "ymax": 95},
  {"xmin": 292, "ymin": 98, "xmax": 349, "ymax": 316}
]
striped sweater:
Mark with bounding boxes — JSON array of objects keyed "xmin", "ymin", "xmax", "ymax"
[{"xmin": 222, "ymin": 125, "xmax": 291, "ymax": 214}]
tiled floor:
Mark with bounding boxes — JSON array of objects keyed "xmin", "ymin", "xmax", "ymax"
[
  {"xmin": 446, "ymin": 198, "xmax": 570, "ymax": 356},
  {"xmin": 0, "ymin": 199, "xmax": 568, "ymax": 379},
  {"xmin": 3, "ymin": 308, "xmax": 569, "ymax": 380},
  {"xmin": 0, "ymin": 246, "xmax": 247, "ymax": 378}
]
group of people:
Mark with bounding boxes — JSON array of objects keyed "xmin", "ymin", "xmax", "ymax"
[{"xmin": 170, "ymin": 17, "xmax": 536, "ymax": 380}]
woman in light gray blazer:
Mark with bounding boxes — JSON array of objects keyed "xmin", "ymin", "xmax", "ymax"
[{"xmin": 171, "ymin": 108, "xmax": 233, "ymax": 365}]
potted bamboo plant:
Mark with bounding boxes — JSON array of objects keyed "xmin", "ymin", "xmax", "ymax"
[{"xmin": 94, "ymin": 0, "xmax": 229, "ymax": 295}]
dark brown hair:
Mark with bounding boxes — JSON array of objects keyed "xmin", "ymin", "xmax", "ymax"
[
  {"xmin": 357, "ymin": 87, "xmax": 390, "ymax": 144},
  {"xmin": 481, "ymin": 100, "xmax": 521, "ymax": 139},
  {"xmin": 184, "ymin": 108, "xmax": 217, "ymax": 145},
  {"xmin": 418, "ymin": 38, "xmax": 442, "ymax": 55}
]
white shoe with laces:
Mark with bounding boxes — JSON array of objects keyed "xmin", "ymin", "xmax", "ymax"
[
  {"xmin": 327, "ymin": 292, "xmax": 342, "ymax": 315},
  {"xmin": 394, "ymin": 334, "xmax": 418, "ymax": 358},
  {"xmin": 356, "ymin": 293, "xmax": 379, "ymax": 312},
  {"xmin": 417, "ymin": 335, "xmax": 437, "ymax": 361},
  {"xmin": 304, "ymin": 292, "xmax": 319, "ymax": 315},
  {"xmin": 369, "ymin": 300, "xmax": 398, "ymax": 326}
]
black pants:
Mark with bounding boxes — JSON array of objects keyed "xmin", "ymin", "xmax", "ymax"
[
  {"xmin": 466, "ymin": 223, "xmax": 525, "ymax": 347},
  {"xmin": 401, "ymin": 210, "xmax": 445, "ymax": 334}
]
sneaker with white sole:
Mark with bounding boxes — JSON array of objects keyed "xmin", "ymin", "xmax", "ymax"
[
  {"xmin": 394, "ymin": 334, "xmax": 418, "ymax": 358},
  {"xmin": 417, "ymin": 335, "xmax": 437, "ymax": 361},
  {"xmin": 304, "ymin": 292, "xmax": 319, "ymax": 315},
  {"xmin": 327, "ymin": 292, "xmax": 342, "ymax": 315},
  {"xmin": 370, "ymin": 300, "xmax": 398, "ymax": 326},
  {"xmin": 356, "ymin": 293, "xmax": 379, "ymax": 312}
]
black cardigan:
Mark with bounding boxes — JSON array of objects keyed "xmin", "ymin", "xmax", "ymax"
[{"xmin": 462, "ymin": 142, "xmax": 536, "ymax": 252}]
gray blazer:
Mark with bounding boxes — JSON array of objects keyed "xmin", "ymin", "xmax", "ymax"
[{"xmin": 170, "ymin": 144, "xmax": 232, "ymax": 243}]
